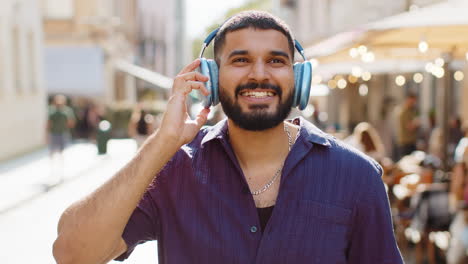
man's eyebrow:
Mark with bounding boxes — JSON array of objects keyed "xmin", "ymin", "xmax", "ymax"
[
  {"xmin": 227, "ymin": 50, "xmax": 248, "ymax": 59},
  {"xmin": 270, "ymin": 50, "xmax": 290, "ymax": 59}
]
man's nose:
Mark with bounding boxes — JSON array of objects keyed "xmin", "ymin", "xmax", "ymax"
[{"xmin": 247, "ymin": 60, "xmax": 270, "ymax": 82}]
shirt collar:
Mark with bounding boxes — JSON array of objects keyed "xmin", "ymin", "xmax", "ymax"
[
  {"xmin": 295, "ymin": 116, "xmax": 331, "ymax": 147},
  {"xmin": 200, "ymin": 119, "xmax": 229, "ymax": 145},
  {"xmin": 200, "ymin": 116, "xmax": 331, "ymax": 147}
]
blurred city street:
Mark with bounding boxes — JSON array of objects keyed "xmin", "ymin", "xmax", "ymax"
[{"xmin": 0, "ymin": 140, "xmax": 158, "ymax": 264}]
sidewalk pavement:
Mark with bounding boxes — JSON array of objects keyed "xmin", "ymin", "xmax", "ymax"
[
  {"xmin": 0, "ymin": 138, "xmax": 161, "ymax": 264},
  {"xmin": 0, "ymin": 139, "xmax": 135, "ymax": 214}
]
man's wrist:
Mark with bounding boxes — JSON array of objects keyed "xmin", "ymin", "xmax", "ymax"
[{"xmin": 146, "ymin": 129, "xmax": 182, "ymax": 153}]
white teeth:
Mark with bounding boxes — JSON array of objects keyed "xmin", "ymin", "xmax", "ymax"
[{"xmin": 241, "ymin": 91, "xmax": 275, "ymax": 98}]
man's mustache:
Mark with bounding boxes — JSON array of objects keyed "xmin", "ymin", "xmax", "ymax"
[{"xmin": 235, "ymin": 83, "xmax": 282, "ymax": 98}]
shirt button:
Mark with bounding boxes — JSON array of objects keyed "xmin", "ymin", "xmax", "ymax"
[{"xmin": 250, "ymin": 226, "xmax": 258, "ymax": 233}]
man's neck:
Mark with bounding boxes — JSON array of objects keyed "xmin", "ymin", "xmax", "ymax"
[{"xmin": 227, "ymin": 119, "xmax": 299, "ymax": 171}]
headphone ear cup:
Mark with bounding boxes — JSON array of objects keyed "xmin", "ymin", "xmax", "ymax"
[
  {"xmin": 293, "ymin": 63, "xmax": 303, "ymax": 108},
  {"xmin": 206, "ymin": 59, "xmax": 219, "ymax": 105},
  {"xmin": 298, "ymin": 61, "xmax": 312, "ymax": 110},
  {"xmin": 198, "ymin": 58, "xmax": 214, "ymax": 107}
]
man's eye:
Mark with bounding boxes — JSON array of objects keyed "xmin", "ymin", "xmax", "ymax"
[
  {"xmin": 233, "ymin": 58, "xmax": 248, "ymax": 63},
  {"xmin": 270, "ymin": 58, "xmax": 285, "ymax": 64}
]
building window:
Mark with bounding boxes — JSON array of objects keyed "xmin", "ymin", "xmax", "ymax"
[
  {"xmin": 12, "ymin": 26, "xmax": 22, "ymax": 95},
  {"xmin": 0, "ymin": 22, "xmax": 3, "ymax": 97},
  {"xmin": 43, "ymin": 0, "xmax": 75, "ymax": 20},
  {"xmin": 29, "ymin": 31, "xmax": 36, "ymax": 93}
]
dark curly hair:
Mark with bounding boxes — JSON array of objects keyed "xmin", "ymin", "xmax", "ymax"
[{"xmin": 213, "ymin": 11, "xmax": 295, "ymax": 64}]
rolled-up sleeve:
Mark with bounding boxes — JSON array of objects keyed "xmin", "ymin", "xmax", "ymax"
[
  {"xmin": 114, "ymin": 189, "xmax": 161, "ymax": 261},
  {"xmin": 347, "ymin": 165, "xmax": 404, "ymax": 264}
]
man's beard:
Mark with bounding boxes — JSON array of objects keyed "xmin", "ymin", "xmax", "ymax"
[{"xmin": 219, "ymin": 82, "xmax": 294, "ymax": 131}]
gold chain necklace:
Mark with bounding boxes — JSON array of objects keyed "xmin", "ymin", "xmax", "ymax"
[{"xmin": 250, "ymin": 122, "xmax": 299, "ymax": 195}]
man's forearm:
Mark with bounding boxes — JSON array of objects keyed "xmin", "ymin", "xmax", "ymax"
[{"xmin": 53, "ymin": 130, "xmax": 180, "ymax": 263}]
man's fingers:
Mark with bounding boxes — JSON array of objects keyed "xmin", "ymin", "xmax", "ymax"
[
  {"xmin": 194, "ymin": 108, "xmax": 210, "ymax": 128},
  {"xmin": 178, "ymin": 59, "xmax": 201, "ymax": 75},
  {"xmin": 177, "ymin": 72, "xmax": 209, "ymax": 82},
  {"xmin": 175, "ymin": 81, "xmax": 209, "ymax": 96},
  {"xmin": 188, "ymin": 81, "xmax": 210, "ymax": 96}
]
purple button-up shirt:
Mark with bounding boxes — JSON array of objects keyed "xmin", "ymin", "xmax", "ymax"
[{"xmin": 116, "ymin": 117, "xmax": 403, "ymax": 263}]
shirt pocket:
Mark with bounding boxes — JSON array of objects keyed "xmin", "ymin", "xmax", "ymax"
[{"xmin": 283, "ymin": 200, "xmax": 352, "ymax": 263}]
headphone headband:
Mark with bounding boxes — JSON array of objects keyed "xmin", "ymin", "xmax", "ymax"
[
  {"xmin": 199, "ymin": 28, "xmax": 219, "ymax": 58},
  {"xmin": 199, "ymin": 28, "xmax": 308, "ymax": 61}
]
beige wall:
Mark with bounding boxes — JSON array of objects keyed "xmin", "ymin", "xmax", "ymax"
[{"xmin": 0, "ymin": 0, "xmax": 47, "ymax": 161}]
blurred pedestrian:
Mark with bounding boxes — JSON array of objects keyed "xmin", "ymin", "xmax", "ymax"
[
  {"xmin": 449, "ymin": 116, "xmax": 464, "ymax": 161},
  {"xmin": 397, "ymin": 93, "xmax": 420, "ymax": 158},
  {"xmin": 310, "ymin": 100, "xmax": 326, "ymax": 130},
  {"xmin": 53, "ymin": 11, "xmax": 402, "ymax": 264},
  {"xmin": 128, "ymin": 106, "xmax": 156, "ymax": 148},
  {"xmin": 46, "ymin": 94, "xmax": 75, "ymax": 183},
  {"xmin": 75, "ymin": 102, "xmax": 101, "ymax": 141},
  {"xmin": 344, "ymin": 122, "xmax": 386, "ymax": 162}
]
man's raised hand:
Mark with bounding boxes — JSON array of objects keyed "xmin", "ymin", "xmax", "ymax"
[{"xmin": 158, "ymin": 59, "xmax": 211, "ymax": 147}]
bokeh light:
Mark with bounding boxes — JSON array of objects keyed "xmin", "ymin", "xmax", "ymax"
[
  {"xmin": 337, "ymin": 79, "xmax": 347, "ymax": 89},
  {"xmin": 362, "ymin": 71, "xmax": 372, "ymax": 81},
  {"xmin": 454, "ymin": 71, "xmax": 464, "ymax": 81},
  {"xmin": 395, "ymin": 75, "xmax": 406, "ymax": 86},
  {"xmin": 418, "ymin": 40, "xmax": 428, "ymax": 53},
  {"xmin": 359, "ymin": 84, "xmax": 369, "ymax": 96},
  {"xmin": 413, "ymin": 73, "xmax": 423, "ymax": 83}
]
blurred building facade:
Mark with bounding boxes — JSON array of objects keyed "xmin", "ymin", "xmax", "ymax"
[
  {"xmin": 130, "ymin": 0, "xmax": 186, "ymax": 105},
  {"xmin": 42, "ymin": 0, "xmax": 138, "ymax": 103},
  {"xmin": 136, "ymin": 0, "xmax": 186, "ymax": 78},
  {"xmin": 0, "ymin": 0, "xmax": 47, "ymax": 161},
  {"xmin": 42, "ymin": 0, "xmax": 186, "ymax": 105}
]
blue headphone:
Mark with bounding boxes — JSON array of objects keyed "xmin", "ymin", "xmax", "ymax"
[{"xmin": 198, "ymin": 28, "xmax": 312, "ymax": 110}]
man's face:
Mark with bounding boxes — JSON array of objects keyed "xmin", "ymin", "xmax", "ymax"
[{"xmin": 217, "ymin": 28, "xmax": 295, "ymax": 131}]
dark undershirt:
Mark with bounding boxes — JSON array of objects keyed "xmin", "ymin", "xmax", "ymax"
[{"xmin": 256, "ymin": 206, "xmax": 275, "ymax": 232}]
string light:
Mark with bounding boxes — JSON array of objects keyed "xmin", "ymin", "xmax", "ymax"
[
  {"xmin": 349, "ymin": 48, "xmax": 359, "ymax": 58},
  {"xmin": 425, "ymin": 62, "xmax": 434, "ymax": 73},
  {"xmin": 362, "ymin": 52, "xmax": 375, "ymax": 63},
  {"xmin": 347, "ymin": 75, "xmax": 358, "ymax": 83},
  {"xmin": 337, "ymin": 79, "xmax": 347, "ymax": 89},
  {"xmin": 433, "ymin": 67, "xmax": 445, "ymax": 78},
  {"xmin": 454, "ymin": 71, "xmax": 464, "ymax": 81},
  {"xmin": 362, "ymin": 71, "xmax": 372, "ymax": 81},
  {"xmin": 435, "ymin": 58, "xmax": 445, "ymax": 67},
  {"xmin": 418, "ymin": 40, "xmax": 428, "ymax": 53},
  {"xmin": 334, "ymin": 75, "xmax": 344, "ymax": 81},
  {"xmin": 351, "ymin": 66, "xmax": 363, "ymax": 77},
  {"xmin": 359, "ymin": 84, "xmax": 369, "ymax": 96},
  {"xmin": 395, "ymin": 75, "xmax": 406, "ymax": 86},
  {"xmin": 328, "ymin": 79, "xmax": 337, "ymax": 89},
  {"xmin": 358, "ymin": 45, "xmax": 368, "ymax": 55},
  {"xmin": 413, "ymin": 73, "xmax": 423, "ymax": 83}
]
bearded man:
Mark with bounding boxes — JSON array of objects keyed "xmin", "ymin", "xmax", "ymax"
[{"xmin": 53, "ymin": 11, "xmax": 403, "ymax": 264}]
